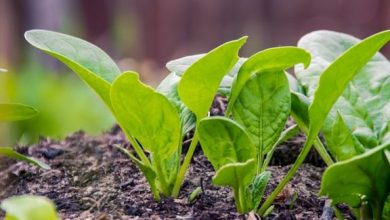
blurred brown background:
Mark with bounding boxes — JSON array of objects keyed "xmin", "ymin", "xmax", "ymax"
[
  {"xmin": 1, "ymin": 0, "xmax": 390, "ymax": 81},
  {"xmin": 0, "ymin": 0, "xmax": 390, "ymax": 144}
]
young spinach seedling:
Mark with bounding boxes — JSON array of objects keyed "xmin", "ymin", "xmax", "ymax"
[
  {"xmin": 259, "ymin": 30, "xmax": 390, "ymax": 218},
  {"xmin": 293, "ymin": 30, "xmax": 390, "ymax": 220},
  {"xmin": 197, "ymin": 46, "xmax": 311, "ymax": 214},
  {"xmin": 25, "ymin": 30, "xmax": 246, "ymax": 200}
]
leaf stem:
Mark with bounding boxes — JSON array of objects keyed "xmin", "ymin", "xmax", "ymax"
[
  {"xmin": 238, "ymin": 184, "xmax": 247, "ymax": 213},
  {"xmin": 171, "ymin": 129, "xmax": 199, "ymax": 197},
  {"xmin": 233, "ymin": 188, "xmax": 243, "ymax": 213},
  {"xmin": 313, "ymin": 137, "xmax": 334, "ymax": 166},
  {"xmin": 258, "ymin": 137, "xmax": 315, "ymax": 215},
  {"xmin": 154, "ymin": 156, "xmax": 170, "ymax": 196},
  {"xmin": 292, "ymin": 114, "xmax": 334, "ymax": 166},
  {"xmin": 127, "ymin": 134, "xmax": 151, "ymax": 166}
]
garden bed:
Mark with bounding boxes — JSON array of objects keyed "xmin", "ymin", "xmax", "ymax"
[{"xmin": 0, "ymin": 126, "xmax": 333, "ymax": 220}]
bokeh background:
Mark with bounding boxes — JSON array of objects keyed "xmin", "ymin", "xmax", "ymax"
[{"xmin": 1, "ymin": 0, "xmax": 390, "ymax": 145}]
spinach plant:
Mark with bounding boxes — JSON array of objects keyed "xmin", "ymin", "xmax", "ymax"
[
  {"xmin": 258, "ymin": 30, "xmax": 390, "ymax": 218},
  {"xmin": 0, "ymin": 95, "xmax": 50, "ymax": 169},
  {"xmin": 293, "ymin": 30, "xmax": 390, "ymax": 220},
  {"xmin": 25, "ymin": 30, "xmax": 246, "ymax": 200},
  {"xmin": 1, "ymin": 195, "xmax": 58, "ymax": 220},
  {"xmin": 197, "ymin": 46, "xmax": 312, "ymax": 214}
]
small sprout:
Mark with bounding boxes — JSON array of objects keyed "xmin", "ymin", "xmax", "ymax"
[
  {"xmin": 188, "ymin": 187, "xmax": 202, "ymax": 203},
  {"xmin": 262, "ymin": 205, "xmax": 274, "ymax": 217}
]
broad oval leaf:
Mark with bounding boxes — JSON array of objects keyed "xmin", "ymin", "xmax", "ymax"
[
  {"xmin": 232, "ymin": 71, "xmax": 291, "ymax": 153},
  {"xmin": 213, "ymin": 159, "xmax": 256, "ymax": 189},
  {"xmin": 1, "ymin": 195, "xmax": 58, "ymax": 220},
  {"xmin": 178, "ymin": 37, "xmax": 247, "ymax": 119},
  {"xmin": 0, "ymin": 103, "xmax": 38, "ymax": 122},
  {"xmin": 198, "ymin": 117, "xmax": 256, "ymax": 170},
  {"xmin": 320, "ymin": 143, "xmax": 390, "ymax": 212},
  {"xmin": 25, "ymin": 30, "xmax": 121, "ymax": 108},
  {"xmin": 0, "ymin": 147, "xmax": 50, "ymax": 169},
  {"xmin": 167, "ymin": 54, "xmax": 247, "ymax": 95},
  {"xmin": 110, "ymin": 72, "xmax": 181, "ymax": 159},
  {"xmin": 301, "ymin": 30, "xmax": 390, "ymax": 147},
  {"xmin": 227, "ymin": 46, "xmax": 310, "ymax": 113}
]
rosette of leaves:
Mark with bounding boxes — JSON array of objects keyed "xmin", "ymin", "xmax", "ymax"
[
  {"xmin": 25, "ymin": 30, "xmax": 247, "ymax": 200},
  {"xmin": 198, "ymin": 46, "xmax": 310, "ymax": 214},
  {"xmin": 256, "ymin": 30, "xmax": 390, "ymax": 219},
  {"xmin": 292, "ymin": 30, "xmax": 390, "ymax": 220}
]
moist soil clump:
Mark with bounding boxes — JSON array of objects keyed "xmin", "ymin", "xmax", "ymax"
[{"xmin": 1, "ymin": 128, "xmax": 330, "ymax": 220}]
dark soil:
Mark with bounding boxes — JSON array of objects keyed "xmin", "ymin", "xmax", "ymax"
[
  {"xmin": 0, "ymin": 97, "xmax": 353, "ymax": 219},
  {"xmin": 0, "ymin": 128, "xmax": 330, "ymax": 220}
]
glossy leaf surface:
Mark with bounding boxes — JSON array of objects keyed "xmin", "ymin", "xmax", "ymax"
[
  {"xmin": 296, "ymin": 30, "xmax": 390, "ymax": 153},
  {"xmin": 178, "ymin": 37, "xmax": 247, "ymax": 119},
  {"xmin": 25, "ymin": 30, "xmax": 120, "ymax": 108},
  {"xmin": 320, "ymin": 143, "xmax": 390, "ymax": 215},
  {"xmin": 198, "ymin": 117, "xmax": 256, "ymax": 170},
  {"xmin": 111, "ymin": 72, "xmax": 181, "ymax": 159},
  {"xmin": 228, "ymin": 47, "xmax": 310, "ymax": 112},
  {"xmin": 232, "ymin": 71, "xmax": 290, "ymax": 153}
]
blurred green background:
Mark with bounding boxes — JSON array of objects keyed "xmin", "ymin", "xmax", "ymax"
[{"xmin": 0, "ymin": 0, "xmax": 389, "ymax": 145}]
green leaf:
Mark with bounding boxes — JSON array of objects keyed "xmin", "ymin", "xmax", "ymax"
[
  {"xmin": 259, "ymin": 31, "xmax": 390, "ymax": 215},
  {"xmin": 227, "ymin": 47, "xmax": 310, "ymax": 113},
  {"xmin": 25, "ymin": 30, "xmax": 120, "ymax": 108},
  {"xmin": 320, "ymin": 143, "xmax": 390, "ymax": 215},
  {"xmin": 232, "ymin": 71, "xmax": 291, "ymax": 153},
  {"xmin": 296, "ymin": 30, "xmax": 390, "ymax": 151},
  {"xmin": 198, "ymin": 117, "xmax": 256, "ymax": 170},
  {"xmin": 167, "ymin": 54, "xmax": 247, "ymax": 95},
  {"xmin": 291, "ymin": 92, "xmax": 310, "ymax": 127},
  {"xmin": 157, "ymin": 73, "xmax": 196, "ymax": 135},
  {"xmin": 325, "ymin": 112, "xmax": 365, "ymax": 161},
  {"xmin": 213, "ymin": 159, "xmax": 256, "ymax": 192},
  {"xmin": 0, "ymin": 147, "xmax": 50, "ymax": 169},
  {"xmin": 110, "ymin": 71, "xmax": 181, "ymax": 160},
  {"xmin": 1, "ymin": 195, "xmax": 58, "ymax": 220},
  {"xmin": 178, "ymin": 37, "xmax": 247, "ymax": 119},
  {"xmin": 0, "ymin": 103, "xmax": 38, "ymax": 122},
  {"xmin": 386, "ymin": 150, "xmax": 390, "ymax": 165},
  {"xmin": 251, "ymin": 171, "xmax": 271, "ymax": 209}
]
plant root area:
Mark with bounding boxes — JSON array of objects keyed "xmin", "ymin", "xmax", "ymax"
[{"xmin": 0, "ymin": 125, "xmax": 350, "ymax": 220}]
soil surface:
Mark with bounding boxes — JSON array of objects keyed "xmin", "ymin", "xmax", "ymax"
[{"xmin": 0, "ymin": 97, "xmax": 353, "ymax": 219}]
